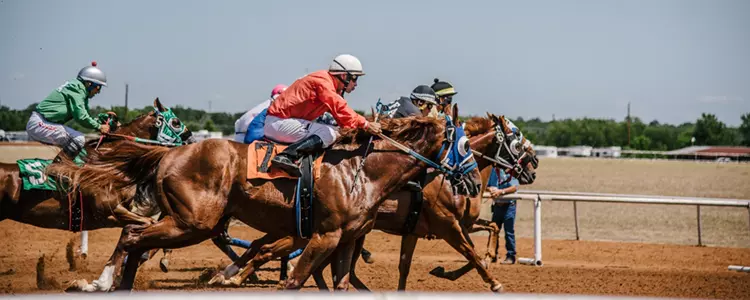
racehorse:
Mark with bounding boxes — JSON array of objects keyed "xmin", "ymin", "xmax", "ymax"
[
  {"xmin": 0, "ymin": 98, "xmax": 193, "ymax": 291},
  {"xmin": 47, "ymin": 107, "xmax": 482, "ymax": 291},
  {"xmin": 218, "ymin": 112, "xmax": 537, "ymax": 292},
  {"xmin": 1, "ymin": 98, "xmax": 193, "ymax": 231}
]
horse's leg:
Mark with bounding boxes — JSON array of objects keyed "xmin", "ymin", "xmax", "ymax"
[
  {"xmin": 311, "ymin": 265, "xmax": 329, "ymax": 291},
  {"xmin": 397, "ymin": 234, "xmax": 419, "ymax": 291},
  {"xmin": 348, "ymin": 236, "xmax": 370, "ymax": 291},
  {"xmin": 284, "ymin": 229, "xmax": 342, "ymax": 290},
  {"xmin": 116, "ymin": 216, "xmax": 220, "ymax": 290},
  {"xmin": 110, "ymin": 204, "xmax": 156, "ymax": 226},
  {"xmin": 330, "ymin": 241, "xmax": 356, "ymax": 291},
  {"xmin": 471, "ymin": 220, "xmax": 500, "ymax": 263},
  {"xmin": 67, "ymin": 228, "xmax": 130, "ymax": 292},
  {"xmin": 159, "ymin": 249, "xmax": 172, "ymax": 273},
  {"xmin": 208, "ymin": 234, "xmax": 271, "ymax": 285},
  {"xmin": 226, "ymin": 236, "xmax": 304, "ymax": 286},
  {"xmin": 430, "ymin": 222, "xmax": 503, "ymax": 292}
]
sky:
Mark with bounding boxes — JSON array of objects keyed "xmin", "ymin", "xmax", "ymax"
[{"xmin": 1, "ymin": 0, "xmax": 749, "ymax": 125}]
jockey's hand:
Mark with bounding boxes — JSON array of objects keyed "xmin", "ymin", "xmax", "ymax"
[
  {"xmin": 99, "ymin": 124, "xmax": 111, "ymax": 134},
  {"xmin": 365, "ymin": 122, "xmax": 382, "ymax": 135}
]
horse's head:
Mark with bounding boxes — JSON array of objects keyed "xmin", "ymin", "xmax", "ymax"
[
  {"xmin": 115, "ymin": 98, "xmax": 196, "ymax": 145},
  {"xmin": 484, "ymin": 113, "xmax": 537, "ymax": 185},
  {"xmin": 434, "ymin": 104, "xmax": 482, "ymax": 196}
]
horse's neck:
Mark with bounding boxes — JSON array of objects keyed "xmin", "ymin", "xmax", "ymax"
[{"xmin": 361, "ymin": 141, "xmax": 441, "ymax": 209}]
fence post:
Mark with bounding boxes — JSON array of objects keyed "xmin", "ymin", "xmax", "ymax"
[
  {"xmin": 80, "ymin": 231, "xmax": 89, "ymax": 258},
  {"xmin": 573, "ymin": 201, "xmax": 580, "ymax": 240},
  {"xmin": 696, "ymin": 205, "xmax": 703, "ymax": 246}
]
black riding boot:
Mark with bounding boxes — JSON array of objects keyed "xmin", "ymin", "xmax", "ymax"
[
  {"xmin": 54, "ymin": 137, "xmax": 85, "ymax": 164},
  {"xmin": 271, "ymin": 135, "xmax": 324, "ymax": 177}
]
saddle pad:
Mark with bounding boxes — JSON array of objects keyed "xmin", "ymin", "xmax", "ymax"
[
  {"xmin": 246, "ymin": 141, "xmax": 324, "ymax": 180},
  {"xmin": 17, "ymin": 158, "xmax": 57, "ymax": 191}
]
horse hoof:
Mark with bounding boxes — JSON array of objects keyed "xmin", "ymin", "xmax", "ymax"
[
  {"xmin": 159, "ymin": 258, "xmax": 169, "ymax": 273},
  {"xmin": 64, "ymin": 279, "xmax": 89, "ymax": 292},
  {"xmin": 491, "ymin": 282, "xmax": 503, "ymax": 293},
  {"xmin": 208, "ymin": 274, "xmax": 226, "ymax": 286},
  {"xmin": 429, "ymin": 266, "xmax": 447, "ymax": 278},
  {"xmin": 228, "ymin": 276, "xmax": 244, "ymax": 287}
]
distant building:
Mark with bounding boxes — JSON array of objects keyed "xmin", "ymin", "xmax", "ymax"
[
  {"xmin": 558, "ymin": 146, "xmax": 593, "ymax": 157},
  {"xmin": 192, "ymin": 130, "xmax": 224, "ymax": 141},
  {"xmin": 591, "ymin": 146, "xmax": 622, "ymax": 158},
  {"xmin": 533, "ymin": 145, "xmax": 558, "ymax": 158}
]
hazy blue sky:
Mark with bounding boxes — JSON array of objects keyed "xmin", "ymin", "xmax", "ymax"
[{"xmin": 1, "ymin": 0, "xmax": 748, "ymax": 125}]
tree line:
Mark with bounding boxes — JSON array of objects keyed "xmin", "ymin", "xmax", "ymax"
[{"xmin": 2, "ymin": 103, "xmax": 749, "ymax": 150}]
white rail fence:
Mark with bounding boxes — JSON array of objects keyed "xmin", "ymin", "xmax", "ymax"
[{"xmin": 489, "ymin": 190, "xmax": 750, "ymax": 266}]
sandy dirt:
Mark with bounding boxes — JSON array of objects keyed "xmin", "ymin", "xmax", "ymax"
[
  {"xmin": 0, "ymin": 224, "xmax": 749, "ymax": 298},
  {"xmin": 1, "ymin": 145, "xmax": 749, "ymax": 297}
]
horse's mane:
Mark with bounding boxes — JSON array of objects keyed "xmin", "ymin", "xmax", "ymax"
[
  {"xmin": 464, "ymin": 117, "xmax": 493, "ymax": 138},
  {"xmin": 335, "ymin": 116, "xmax": 444, "ymax": 151},
  {"xmin": 47, "ymin": 141, "xmax": 167, "ymax": 196}
]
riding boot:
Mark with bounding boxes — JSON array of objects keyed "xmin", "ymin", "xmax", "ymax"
[
  {"xmin": 271, "ymin": 135, "xmax": 324, "ymax": 177},
  {"xmin": 54, "ymin": 137, "xmax": 87, "ymax": 165}
]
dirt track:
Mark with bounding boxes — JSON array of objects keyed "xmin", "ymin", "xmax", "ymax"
[
  {"xmin": 2, "ymin": 146, "xmax": 750, "ymax": 297},
  {"xmin": 1, "ymin": 223, "xmax": 749, "ymax": 298}
]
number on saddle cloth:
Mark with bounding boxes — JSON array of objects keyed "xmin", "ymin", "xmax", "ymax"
[{"xmin": 18, "ymin": 159, "xmax": 57, "ymax": 191}]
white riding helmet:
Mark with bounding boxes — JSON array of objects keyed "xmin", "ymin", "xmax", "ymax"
[
  {"xmin": 328, "ymin": 54, "xmax": 365, "ymax": 76},
  {"xmin": 77, "ymin": 61, "xmax": 107, "ymax": 86}
]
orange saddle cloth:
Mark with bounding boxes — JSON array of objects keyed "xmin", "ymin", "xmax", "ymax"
[{"xmin": 246, "ymin": 140, "xmax": 324, "ymax": 180}]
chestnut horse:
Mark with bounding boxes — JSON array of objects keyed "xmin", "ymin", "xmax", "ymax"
[
  {"xmin": 48, "ymin": 111, "xmax": 482, "ymax": 291},
  {"xmin": 219, "ymin": 113, "xmax": 537, "ymax": 292},
  {"xmin": 352, "ymin": 114, "xmax": 538, "ymax": 290},
  {"xmin": 0, "ymin": 98, "xmax": 193, "ymax": 231}
]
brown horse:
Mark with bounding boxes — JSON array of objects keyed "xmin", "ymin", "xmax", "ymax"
[
  {"xmin": 0, "ymin": 98, "xmax": 193, "ymax": 231},
  {"xmin": 232, "ymin": 113, "xmax": 537, "ymax": 292},
  {"xmin": 208, "ymin": 110, "xmax": 536, "ymax": 292},
  {"xmin": 0, "ymin": 98, "xmax": 194, "ymax": 292},
  {"xmin": 48, "ymin": 111, "xmax": 483, "ymax": 291},
  {"xmin": 363, "ymin": 114, "xmax": 538, "ymax": 290}
]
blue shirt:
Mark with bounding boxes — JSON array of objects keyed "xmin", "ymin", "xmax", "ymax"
[{"xmin": 487, "ymin": 168, "xmax": 519, "ymax": 189}]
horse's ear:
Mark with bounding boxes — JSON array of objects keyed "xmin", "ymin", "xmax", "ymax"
[
  {"xmin": 498, "ymin": 115, "xmax": 512, "ymax": 134},
  {"xmin": 154, "ymin": 98, "xmax": 167, "ymax": 112},
  {"xmin": 451, "ymin": 103, "xmax": 459, "ymax": 123},
  {"xmin": 486, "ymin": 112, "xmax": 495, "ymax": 121}
]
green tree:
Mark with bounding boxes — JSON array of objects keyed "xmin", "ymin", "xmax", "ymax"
[
  {"xmin": 632, "ymin": 135, "xmax": 652, "ymax": 150},
  {"xmin": 740, "ymin": 113, "xmax": 750, "ymax": 146},
  {"xmin": 203, "ymin": 119, "xmax": 217, "ymax": 132},
  {"xmin": 693, "ymin": 113, "xmax": 730, "ymax": 145}
]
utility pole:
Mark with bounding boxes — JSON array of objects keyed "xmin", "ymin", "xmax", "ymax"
[
  {"xmin": 208, "ymin": 100, "xmax": 212, "ymax": 113},
  {"xmin": 124, "ymin": 83, "xmax": 129, "ymax": 119},
  {"xmin": 627, "ymin": 102, "xmax": 631, "ymax": 147}
]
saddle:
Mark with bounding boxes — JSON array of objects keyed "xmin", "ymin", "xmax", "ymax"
[{"xmin": 246, "ymin": 140, "xmax": 323, "ymax": 239}]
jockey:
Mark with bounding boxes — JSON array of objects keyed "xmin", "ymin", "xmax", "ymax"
[
  {"xmin": 430, "ymin": 78, "xmax": 457, "ymax": 115},
  {"xmin": 392, "ymin": 85, "xmax": 438, "ymax": 118},
  {"xmin": 265, "ymin": 54, "xmax": 382, "ymax": 176},
  {"xmin": 26, "ymin": 61, "xmax": 111, "ymax": 161},
  {"xmin": 234, "ymin": 84, "xmax": 288, "ymax": 142}
]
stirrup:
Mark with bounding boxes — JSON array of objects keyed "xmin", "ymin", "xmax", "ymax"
[{"xmin": 271, "ymin": 156, "xmax": 301, "ymax": 177}]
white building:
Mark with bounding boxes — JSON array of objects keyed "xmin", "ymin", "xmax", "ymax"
[
  {"xmin": 192, "ymin": 130, "xmax": 224, "ymax": 141},
  {"xmin": 558, "ymin": 146, "xmax": 593, "ymax": 157},
  {"xmin": 532, "ymin": 145, "xmax": 558, "ymax": 158},
  {"xmin": 591, "ymin": 146, "xmax": 622, "ymax": 158}
]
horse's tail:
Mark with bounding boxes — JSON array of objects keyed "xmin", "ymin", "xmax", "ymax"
[{"xmin": 47, "ymin": 141, "xmax": 170, "ymax": 192}]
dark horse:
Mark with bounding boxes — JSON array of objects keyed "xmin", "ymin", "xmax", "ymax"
[
  {"xmin": 0, "ymin": 98, "xmax": 194, "ymax": 291},
  {"xmin": 48, "ymin": 109, "xmax": 483, "ymax": 291}
]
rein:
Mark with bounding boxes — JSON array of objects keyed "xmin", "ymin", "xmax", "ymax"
[
  {"xmin": 105, "ymin": 133, "xmax": 186, "ymax": 147},
  {"xmin": 376, "ymin": 133, "xmax": 460, "ymax": 179}
]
